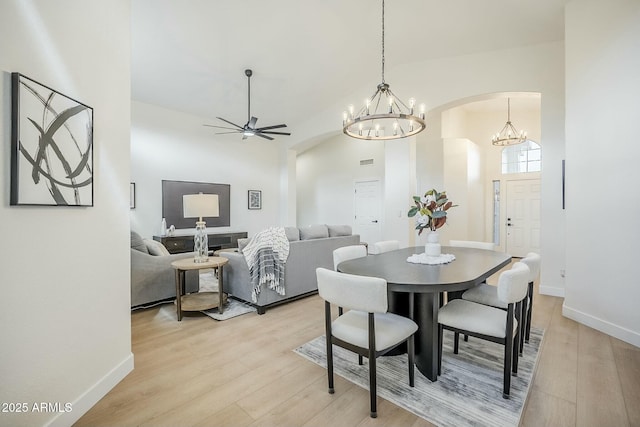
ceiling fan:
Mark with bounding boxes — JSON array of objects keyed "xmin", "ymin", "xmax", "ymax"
[{"xmin": 204, "ymin": 69, "xmax": 290, "ymax": 141}]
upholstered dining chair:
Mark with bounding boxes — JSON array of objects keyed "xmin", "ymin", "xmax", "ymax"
[
  {"xmin": 446, "ymin": 240, "xmax": 496, "ymax": 305},
  {"xmin": 316, "ymin": 267, "xmax": 418, "ymax": 418},
  {"xmin": 461, "ymin": 252, "xmax": 540, "ymax": 353},
  {"xmin": 438, "ymin": 262, "xmax": 530, "ymax": 399},
  {"xmin": 519, "ymin": 252, "xmax": 541, "ymax": 343},
  {"xmin": 369, "ymin": 240, "xmax": 400, "ymax": 254},
  {"xmin": 332, "ymin": 245, "xmax": 368, "ymax": 315},
  {"xmin": 333, "ymin": 245, "xmax": 368, "ymax": 270}
]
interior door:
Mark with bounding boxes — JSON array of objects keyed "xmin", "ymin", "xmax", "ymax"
[
  {"xmin": 505, "ymin": 179, "xmax": 541, "ymax": 257},
  {"xmin": 353, "ymin": 180, "xmax": 382, "ymax": 246}
]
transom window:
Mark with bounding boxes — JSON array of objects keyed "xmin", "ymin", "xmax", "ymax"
[{"xmin": 501, "ymin": 140, "xmax": 541, "ymax": 174}]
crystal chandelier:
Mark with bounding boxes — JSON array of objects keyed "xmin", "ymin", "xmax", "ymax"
[
  {"xmin": 342, "ymin": 0, "xmax": 426, "ymax": 141},
  {"xmin": 491, "ymin": 98, "xmax": 527, "ymax": 146}
]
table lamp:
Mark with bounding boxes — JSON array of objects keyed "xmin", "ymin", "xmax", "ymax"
[{"xmin": 183, "ymin": 193, "xmax": 219, "ymax": 263}]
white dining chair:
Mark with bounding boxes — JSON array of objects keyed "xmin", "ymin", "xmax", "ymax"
[
  {"xmin": 316, "ymin": 267, "xmax": 418, "ymax": 418},
  {"xmin": 369, "ymin": 240, "xmax": 400, "ymax": 254},
  {"xmin": 333, "ymin": 245, "xmax": 368, "ymax": 316},
  {"xmin": 446, "ymin": 240, "xmax": 496, "ymax": 307},
  {"xmin": 519, "ymin": 252, "xmax": 541, "ymax": 343},
  {"xmin": 438, "ymin": 261, "xmax": 530, "ymax": 399},
  {"xmin": 333, "ymin": 245, "xmax": 367, "ymax": 270},
  {"xmin": 461, "ymin": 252, "xmax": 540, "ymax": 353}
]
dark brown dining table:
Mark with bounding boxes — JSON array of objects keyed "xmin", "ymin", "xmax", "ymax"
[{"xmin": 337, "ymin": 245, "xmax": 511, "ymax": 381}]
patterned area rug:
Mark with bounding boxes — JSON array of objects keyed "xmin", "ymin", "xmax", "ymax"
[
  {"xmin": 201, "ymin": 299, "xmax": 256, "ymax": 320},
  {"xmin": 199, "ymin": 270, "xmax": 256, "ymax": 320},
  {"xmin": 294, "ymin": 328, "xmax": 543, "ymax": 427}
]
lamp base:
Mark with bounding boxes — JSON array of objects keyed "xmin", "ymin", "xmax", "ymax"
[{"xmin": 194, "ymin": 221, "xmax": 208, "ymax": 263}]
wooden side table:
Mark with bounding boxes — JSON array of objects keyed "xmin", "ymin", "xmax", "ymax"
[{"xmin": 171, "ymin": 257, "xmax": 229, "ymax": 321}]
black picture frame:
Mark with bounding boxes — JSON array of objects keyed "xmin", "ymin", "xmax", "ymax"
[
  {"xmin": 130, "ymin": 183, "xmax": 136, "ymax": 209},
  {"xmin": 562, "ymin": 159, "xmax": 566, "ymax": 209},
  {"xmin": 10, "ymin": 73, "xmax": 94, "ymax": 206},
  {"xmin": 248, "ymin": 190, "xmax": 262, "ymax": 210}
]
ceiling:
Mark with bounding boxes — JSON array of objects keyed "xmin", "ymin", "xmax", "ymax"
[{"xmin": 132, "ymin": 0, "xmax": 569, "ymax": 137}]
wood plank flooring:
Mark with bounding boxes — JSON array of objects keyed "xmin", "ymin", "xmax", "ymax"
[{"xmin": 75, "ymin": 278, "xmax": 640, "ymax": 427}]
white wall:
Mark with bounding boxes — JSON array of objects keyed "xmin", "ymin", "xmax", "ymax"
[
  {"xmin": 296, "ymin": 133, "xmax": 385, "ymax": 227},
  {"xmin": 0, "ymin": 1, "xmax": 132, "ymax": 426},
  {"xmin": 130, "ymin": 101, "xmax": 282, "ymax": 239},
  {"xmin": 564, "ymin": 0, "xmax": 640, "ymax": 346},
  {"xmin": 383, "ymin": 138, "xmax": 417, "ymax": 248},
  {"xmin": 442, "ymin": 138, "xmax": 484, "ymax": 243}
]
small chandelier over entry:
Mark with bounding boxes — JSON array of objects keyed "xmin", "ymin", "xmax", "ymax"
[
  {"xmin": 492, "ymin": 98, "xmax": 527, "ymax": 146},
  {"xmin": 342, "ymin": 0, "xmax": 426, "ymax": 141}
]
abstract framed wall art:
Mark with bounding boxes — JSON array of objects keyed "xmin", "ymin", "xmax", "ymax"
[
  {"xmin": 10, "ymin": 73, "xmax": 94, "ymax": 206},
  {"xmin": 248, "ymin": 190, "xmax": 262, "ymax": 210}
]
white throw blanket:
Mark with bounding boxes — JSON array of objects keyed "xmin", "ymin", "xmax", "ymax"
[{"xmin": 242, "ymin": 227, "xmax": 290, "ymax": 303}]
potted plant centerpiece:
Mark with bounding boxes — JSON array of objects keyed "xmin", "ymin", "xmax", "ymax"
[{"xmin": 408, "ymin": 189, "xmax": 456, "ymax": 256}]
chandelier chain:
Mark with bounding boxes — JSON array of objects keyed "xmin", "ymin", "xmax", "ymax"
[
  {"xmin": 381, "ymin": 0, "xmax": 385, "ymax": 84},
  {"xmin": 341, "ymin": 0, "xmax": 426, "ymax": 140}
]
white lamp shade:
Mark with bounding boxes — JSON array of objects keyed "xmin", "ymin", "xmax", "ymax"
[{"xmin": 183, "ymin": 193, "xmax": 219, "ymax": 219}]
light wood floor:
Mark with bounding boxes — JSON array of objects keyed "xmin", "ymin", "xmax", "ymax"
[{"xmin": 76, "ymin": 278, "xmax": 640, "ymax": 427}]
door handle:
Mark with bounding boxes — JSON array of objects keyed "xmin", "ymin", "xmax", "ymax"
[{"xmin": 372, "ymin": 220, "xmax": 378, "ymax": 223}]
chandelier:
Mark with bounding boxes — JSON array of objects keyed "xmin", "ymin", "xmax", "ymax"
[
  {"xmin": 342, "ymin": 0, "xmax": 426, "ymax": 141},
  {"xmin": 491, "ymin": 98, "xmax": 527, "ymax": 146}
]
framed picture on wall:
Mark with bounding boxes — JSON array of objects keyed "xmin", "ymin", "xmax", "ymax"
[
  {"xmin": 10, "ymin": 73, "xmax": 94, "ymax": 206},
  {"xmin": 130, "ymin": 183, "xmax": 136, "ymax": 209},
  {"xmin": 248, "ymin": 190, "xmax": 262, "ymax": 210}
]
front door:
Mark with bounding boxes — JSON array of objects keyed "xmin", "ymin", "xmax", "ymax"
[
  {"xmin": 353, "ymin": 180, "xmax": 382, "ymax": 247},
  {"xmin": 505, "ymin": 179, "xmax": 541, "ymax": 257}
]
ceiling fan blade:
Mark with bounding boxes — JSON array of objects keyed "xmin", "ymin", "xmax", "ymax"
[
  {"xmin": 247, "ymin": 116, "xmax": 258, "ymax": 129},
  {"xmin": 204, "ymin": 124, "xmax": 242, "ymax": 131},
  {"xmin": 260, "ymin": 131, "xmax": 291, "ymax": 136},
  {"xmin": 215, "ymin": 131, "xmax": 243, "ymax": 135},
  {"xmin": 216, "ymin": 117, "xmax": 244, "ymax": 129},
  {"xmin": 255, "ymin": 133, "xmax": 274, "ymax": 141},
  {"xmin": 256, "ymin": 124, "xmax": 288, "ymax": 131}
]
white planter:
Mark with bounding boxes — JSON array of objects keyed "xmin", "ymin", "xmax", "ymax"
[{"xmin": 425, "ymin": 231, "xmax": 441, "ymax": 257}]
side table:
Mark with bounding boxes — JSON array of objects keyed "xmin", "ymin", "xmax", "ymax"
[{"xmin": 171, "ymin": 257, "xmax": 229, "ymax": 321}]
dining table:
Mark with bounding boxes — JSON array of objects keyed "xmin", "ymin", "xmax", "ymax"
[{"xmin": 337, "ymin": 245, "xmax": 511, "ymax": 382}]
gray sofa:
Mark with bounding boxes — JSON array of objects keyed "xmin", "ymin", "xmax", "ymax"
[
  {"xmin": 130, "ymin": 231, "xmax": 199, "ymax": 308},
  {"xmin": 221, "ymin": 225, "xmax": 360, "ymax": 314}
]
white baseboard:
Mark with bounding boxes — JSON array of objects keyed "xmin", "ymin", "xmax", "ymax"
[
  {"xmin": 46, "ymin": 353, "xmax": 134, "ymax": 427},
  {"xmin": 563, "ymin": 304, "xmax": 640, "ymax": 348},
  {"xmin": 539, "ymin": 284, "xmax": 565, "ymax": 297}
]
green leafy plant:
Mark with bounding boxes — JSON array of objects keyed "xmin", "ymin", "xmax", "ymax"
[{"xmin": 408, "ymin": 189, "xmax": 456, "ymax": 235}]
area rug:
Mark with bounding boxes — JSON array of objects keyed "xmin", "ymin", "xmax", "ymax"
[
  {"xmin": 197, "ymin": 270, "xmax": 257, "ymax": 320},
  {"xmin": 201, "ymin": 298, "xmax": 256, "ymax": 320},
  {"xmin": 294, "ymin": 327, "xmax": 543, "ymax": 427}
]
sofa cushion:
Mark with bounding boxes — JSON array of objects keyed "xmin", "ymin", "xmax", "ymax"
[
  {"xmin": 285, "ymin": 227, "xmax": 300, "ymax": 241},
  {"xmin": 144, "ymin": 238, "xmax": 170, "ymax": 256},
  {"xmin": 300, "ymin": 224, "xmax": 329, "ymax": 240},
  {"xmin": 131, "ymin": 231, "xmax": 149, "ymax": 254},
  {"xmin": 328, "ymin": 225, "xmax": 352, "ymax": 237},
  {"xmin": 237, "ymin": 238, "xmax": 250, "ymax": 253}
]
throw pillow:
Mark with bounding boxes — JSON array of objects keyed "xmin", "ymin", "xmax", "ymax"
[
  {"xmin": 144, "ymin": 239, "xmax": 170, "ymax": 256},
  {"xmin": 237, "ymin": 238, "xmax": 250, "ymax": 253},
  {"xmin": 299, "ymin": 224, "xmax": 329, "ymax": 240},
  {"xmin": 131, "ymin": 231, "xmax": 149, "ymax": 254},
  {"xmin": 285, "ymin": 227, "xmax": 300, "ymax": 241},
  {"xmin": 328, "ymin": 225, "xmax": 352, "ymax": 237}
]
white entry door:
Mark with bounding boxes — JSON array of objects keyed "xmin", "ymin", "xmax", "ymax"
[
  {"xmin": 505, "ymin": 179, "xmax": 541, "ymax": 257},
  {"xmin": 353, "ymin": 180, "xmax": 382, "ymax": 246}
]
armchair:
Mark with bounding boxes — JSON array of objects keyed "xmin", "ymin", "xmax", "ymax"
[{"xmin": 130, "ymin": 231, "xmax": 199, "ymax": 308}]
